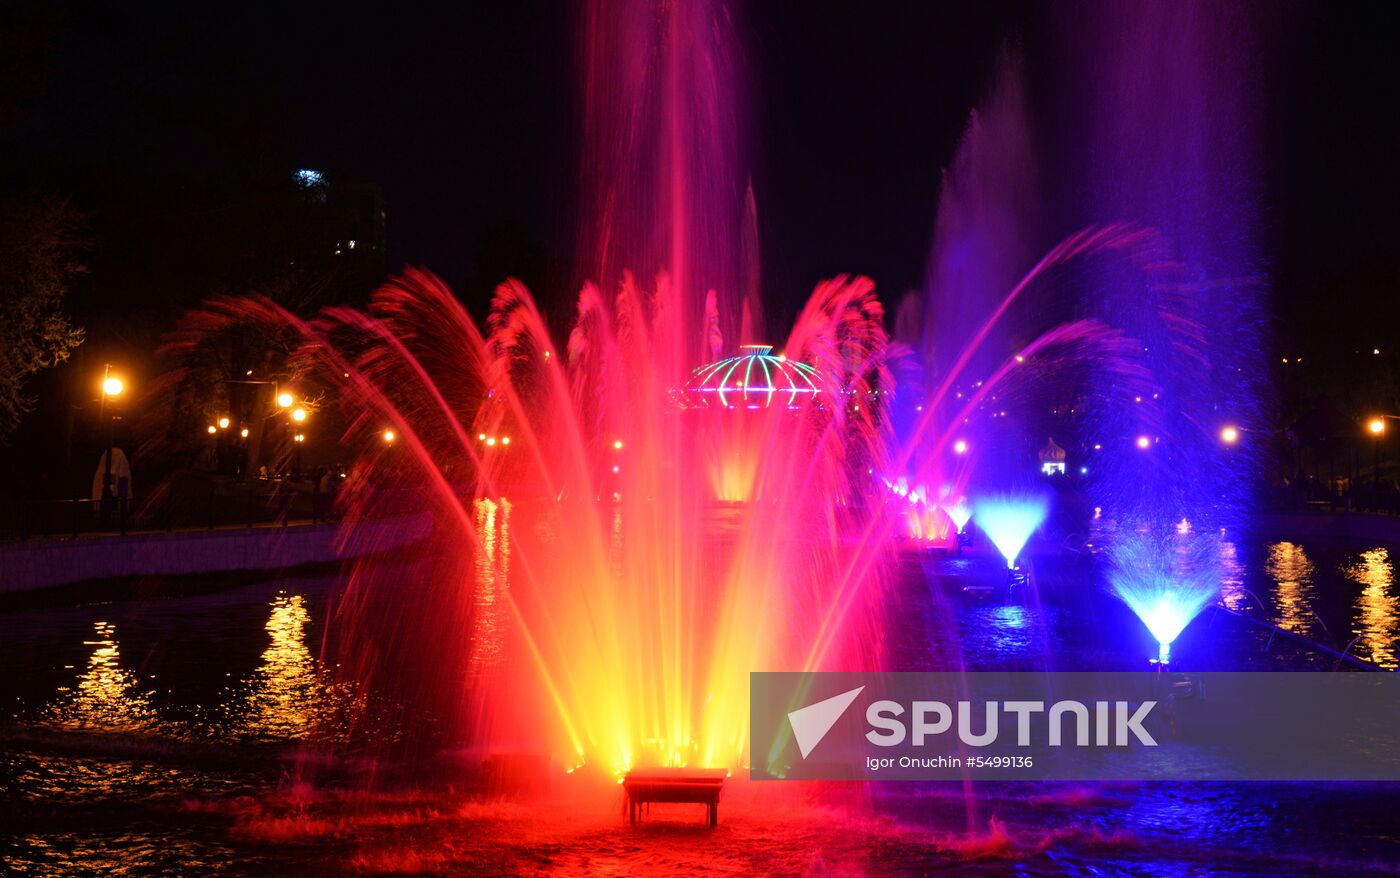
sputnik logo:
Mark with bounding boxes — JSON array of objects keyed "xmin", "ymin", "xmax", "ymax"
[{"xmin": 787, "ymin": 686, "xmax": 864, "ymax": 758}]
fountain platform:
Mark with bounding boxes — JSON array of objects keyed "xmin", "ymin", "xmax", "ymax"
[{"xmin": 623, "ymin": 768, "xmax": 727, "ymax": 827}]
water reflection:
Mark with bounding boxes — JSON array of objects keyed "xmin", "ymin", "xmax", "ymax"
[
  {"xmin": 1264, "ymin": 542, "xmax": 1317, "ymax": 637},
  {"xmin": 243, "ymin": 592, "xmax": 319, "ymax": 737},
  {"xmin": 1218, "ymin": 540, "xmax": 1247, "ymax": 611},
  {"xmin": 44, "ymin": 621, "xmax": 156, "ymax": 734},
  {"xmin": 468, "ymin": 499, "xmax": 511, "ymax": 677},
  {"xmin": 1345, "ymin": 547, "xmax": 1398, "ymax": 669}
]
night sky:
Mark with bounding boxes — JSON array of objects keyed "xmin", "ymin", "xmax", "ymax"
[{"xmin": 2, "ymin": 1, "xmax": 1398, "ymax": 343}]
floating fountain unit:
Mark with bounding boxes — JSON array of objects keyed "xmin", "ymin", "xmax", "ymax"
[
  {"xmin": 973, "ymin": 496, "xmax": 1048, "ymax": 589},
  {"xmin": 941, "ymin": 500, "xmax": 974, "ymax": 552}
]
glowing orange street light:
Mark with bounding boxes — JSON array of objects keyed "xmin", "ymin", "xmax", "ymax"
[
  {"xmin": 207, "ymin": 425, "xmax": 217, "ymax": 434},
  {"xmin": 102, "ymin": 376, "xmax": 124, "ymax": 397},
  {"xmin": 291, "ymin": 407, "xmax": 307, "ymax": 423},
  {"xmin": 277, "ymin": 392, "xmax": 294, "ymax": 408},
  {"xmin": 1369, "ymin": 417, "xmax": 1386, "ymax": 436},
  {"xmin": 217, "ymin": 416, "xmax": 230, "ymax": 430},
  {"xmin": 1220, "ymin": 426, "xmax": 1240, "ymax": 444},
  {"xmin": 501, "ymin": 436, "xmax": 511, "ymax": 445},
  {"xmin": 486, "ymin": 437, "xmax": 496, "ymax": 446},
  {"xmin": 613, "ymin": 439, "xmax": 624, "ymax": 450},
  {"xmin": 383, "ymin": 429, "xmax": 396, "ymax": 443},
  {"xmin": 293, "ymin": 433, "xmax": 305, "ymax": 443},
  {"xmin": 240, "ymin": 428, "xmax": 250, "ymax": 438},
  {"xmin": 1136, "ymin": 435, "xmax": 1152, "ymax": 449}
]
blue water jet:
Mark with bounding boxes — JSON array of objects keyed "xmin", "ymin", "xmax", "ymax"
[{"xmin": 973, "ymin": 495, "xmax": 1048, "ymax": 569}]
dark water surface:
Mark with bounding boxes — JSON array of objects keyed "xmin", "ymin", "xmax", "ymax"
[{"xmin": 3, "ymin": 533, "xmax": 1399, "ymax": 875}]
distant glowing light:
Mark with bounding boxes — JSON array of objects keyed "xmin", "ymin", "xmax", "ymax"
[
  {"xmin": 953, "ymin": 439, "xmax": 969, "ymax": 455},
  {"xmin": 291, "ymin": 408, "xmax": 307, "ymax": 422},
  {"xmin": 1369, "ymin": 418, "xmax": 1386, "ymax": 436},
  {"xmin": 1176, "ymin": 518, "xmax": 1192, "ymax": 535},
  {"xmin": 487, "ymin": 437, "xmax": 496, "ymax": 446},
  {"xmin": 1136, "ymin": 436, "xmax": 1151, "ymax": 449},
  {"xmin": 613, "ymin": 440, "xmax": 624, "ymax": 450},
  {"xmin": 1093, "ymin": 443, "xmax": 1102, "ymax": 451},
  {"xmin": 1014, "ymin": 354, "xmax": 1025, "ymax": 364},
  {"xmin": 277, "ymin": 392, "xmax": 294, "ymax": 408},
  {"xmin": 383, "ymin": 430, "xmax": 396, "ymax": 443},
  {"xmin": 612, "ymin": 465, "xmax": 620, "ymax": 473},
  {"xmin": 1375, "ymin": 348, "xmax": 1382, "ymax": 356},
  {"xmin": 294, "ymin": 433, "xmax": 305, "ymax": 443},
  {"xmin": 293, "ymin": 168, "xmax": 324, "ymax": 188},
  {"xmin": 501, "ymin": 436, "xmax": 510, "ymax": 445},
  {"xmin": 207, "ymin": 425, "xmax": 216, "ymax": 434},
  {"xmin": 217, "ymin": 416, "xmax": 230, "ymax": 430},
  {"xmin": 240, "ymin": 428, "xmax": 249, "ymax": 438},
  {"xmin": 478, "ymin": 433, "xmax": 487, "ymax": 441},
  {"xmin": 102, "ymin": 376, "xmax": 124, "ymax": 397},
  {"xmin": 1220, "ymin": 425, "xmax": 1239, "ymax": 444}
]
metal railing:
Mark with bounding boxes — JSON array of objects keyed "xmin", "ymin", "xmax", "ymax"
[{"xmin": 0, "ymin": 487, "xmax": 328, "ymax": 541}]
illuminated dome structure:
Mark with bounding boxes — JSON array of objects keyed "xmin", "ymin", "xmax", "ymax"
[{"xmin": 681, "ymin": 345, "xmax": 822, "ymax": 410}]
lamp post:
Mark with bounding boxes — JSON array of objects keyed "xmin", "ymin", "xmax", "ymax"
[
  {"xmin": 1369, "ymin": 417, "xmax": 1388, "ymax": 511},
  {"xmin": 98, "ymin": 365, "xmax": 125, "ymax": 524}
]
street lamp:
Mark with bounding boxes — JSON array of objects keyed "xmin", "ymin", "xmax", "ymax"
[
  {"xmin": 291, "ymin": 407, "xmax": 307, "ymax": 423},
  {"xmin": 277, "ymin": 392, "xmax": 294, "ymax": 409},
  {"xmin": 1220, "ymin": 425, "xmax": 1240, "ymax": 445},
  {"xmin": 1369, "ymin": 417, "xmax": 1389, "ymax": 510},
  {"xmin": 1136, "ymin": 435, "xmax": 1152, "ymax": 450},
  {"xmin": 98, "ymin": 365, "xmax": 126, "ymax": 523},
  {"xmin": 953, "ymin": 439, "xmax": 969, "ymax": 455},
  {"xmin": 382, "ymin": 429, "xmax": 396, "ymax": 443},
  {"xmin": 218, "ymin": 416, "xmax": 231, "ymax": 430}
]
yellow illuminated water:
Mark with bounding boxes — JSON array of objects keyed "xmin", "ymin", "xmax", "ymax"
[
  {"xmin": 1345, "ymin": 547, "xmax": 1398, "ymax": 669},
  {"xmin": 468, "ymin": 499, "xmax": 511, "ymax": 677},
  {"xmin": 242, "ymin": 592, "xmax": 319, "ymax": 738},
  {"xmin": 1264, "ymin": 541, "xmax": 1317, "ymax": 636},
  {"xmin": 44, "ymin": 621, "xmax": 156, "ymax": 734}
]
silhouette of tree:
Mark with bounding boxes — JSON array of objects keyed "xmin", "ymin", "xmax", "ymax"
[{"xmin": 0, "ymin": 197, "xmax": 86, "ymax": 442}]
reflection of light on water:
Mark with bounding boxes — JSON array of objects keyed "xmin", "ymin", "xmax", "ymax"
[
  {"xmin": 468, "ymin": 499, "xmax": 511, "ymax": 676},
  {"xmin": 1346, "ymin": 548, "xmax": 1398, "ymax": 669},
  {"xmin": 45, "ymin": 621, "xmax": 156, "ymax": 733},
  {"xmin": 974, "ymin": 604, "xmax": 1038, "ymax": 654},
  {"xmin": 1265, "ymin": 542, "xmax": 1316, "ymax": 635},
  {"xmin": 1218, "ymin": 540, "xmax": 1247, "ymax": 610},
  {"xmin": 244, "ymin": 592, "xmax": 319, "ymax": 738}
]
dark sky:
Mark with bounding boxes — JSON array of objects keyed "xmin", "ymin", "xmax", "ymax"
[{"xmin": 3, "ymin": 1, "xmax": 1399, "ymax": 333}]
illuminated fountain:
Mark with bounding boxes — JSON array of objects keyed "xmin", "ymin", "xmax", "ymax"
[
  {"xmin": 1107, "ymin": 530, "xmax": 1221, "ymax": 667},
  {"xmin": 973, "ymin": 496, "xmax": 1048, "ymax": 589},
  {"xmin": 677, "ymin": 343, "xmax": 827, "ymax": 502},
  {"xmin": 942, "ymin": 497, "xmax": 974, "ymax": 550},
  {"xmin": 161, "ymin": 266, "xmax": 897, "ymax": 779}
]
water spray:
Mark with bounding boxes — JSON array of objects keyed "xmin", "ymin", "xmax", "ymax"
[{"xmin": 973, "ymin": 496, "xmax": 1048, "ymax": 580}]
